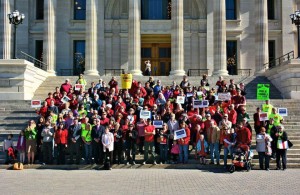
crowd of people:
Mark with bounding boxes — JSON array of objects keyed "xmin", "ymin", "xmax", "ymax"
[{"xmin": 3, "ymin": 74, "xmax": 289, "ymax": 171}]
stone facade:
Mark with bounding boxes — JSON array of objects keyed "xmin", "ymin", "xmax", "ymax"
[{"xmin": 0, "ymin": 0, "xmax": 296, "ymax": 76}]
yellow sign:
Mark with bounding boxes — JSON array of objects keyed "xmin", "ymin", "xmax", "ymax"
[{"xmin": 121, "ymin": 74, "xmax": 133, "ymax": 89}]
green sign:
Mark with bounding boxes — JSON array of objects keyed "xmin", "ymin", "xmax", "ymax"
[{"xmin": 257, "ymin": 84, "xmax": 270, "ymax": 100}]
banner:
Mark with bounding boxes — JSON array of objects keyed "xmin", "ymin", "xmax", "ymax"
[
  {"xmin": 61, "ymin": 96, "xmax": 71, "ymax": 104},
  {"xmin": 176, "ymin": 96, "xmax": 185, "ymax": 104},
  {"xmin": 153, "ymin": 120, "xmax": 163, "ymax": 128},
  {"xmin": 140, "ymin": 110, "xmax": 151, "ymax": 119},
  {"xmin": 193, "ymin": 100, "xmax": 209, "ymax": 108},
  {"xmin": 278, "ymin": 108, "xmax": 288, "ymax": 116},
  {"xmin": 259, "ymin": 112, "xmax": 268, "ymax": 121},
  {"xmin": 217, "ymin": 93, "xmax": 231, "ymax": 101},
  {"xmin": 174, "ymin": 129, "xmax": 187, "ymax": 140},
  {"xmin": 257, "ymin": 84, "xmax": 270, "ymax": 100},
  {"xmin": 121, "ymin": 74, "xmax": 133, "ymax": 89},
  {"xmin": 75, "ymin": 84, "xmax": 84, "ymax": 91},
  {"xmin": 31, "ymin": 100, "xmax": 41, "ymax": 108}
]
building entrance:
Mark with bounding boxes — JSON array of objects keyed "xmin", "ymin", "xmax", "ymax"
[{"xmin": 141, "ymin": 35, "xmax": 171, "ymax": 76}]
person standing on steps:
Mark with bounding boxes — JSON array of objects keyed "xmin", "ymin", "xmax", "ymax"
[
  {"xmin": 274, "ymin": 125, "xmax": 288, "ymax": 170},
  {"xmin": 256, "ymin": 127, "xmax": 272, "ymax": 171},
  {"xmin": 144, "ymin": 60, "xmax": 151, "ymax": 76}
]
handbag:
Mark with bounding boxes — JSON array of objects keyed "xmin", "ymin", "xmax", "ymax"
[
  {"xmin": 277, "ymin": 140, "xmax": 289, "ymax": 149},
  {"xmin": 288, "ymin": 140, "xmax": 293, "ymax": 148}
]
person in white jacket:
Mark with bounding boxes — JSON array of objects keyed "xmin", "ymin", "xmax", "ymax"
[
  {"xmin": 102, "ymin": 126, "xmax": 114, "ymax": 169},
  {"xmin": 256, "ymin": 127, "xmax": 273, "ymax": 171}
]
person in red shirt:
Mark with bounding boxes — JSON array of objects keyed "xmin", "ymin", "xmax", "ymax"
[
  {"xmin": 178, "ymin": 121, "xmax": 190, "ymax": 164},
  {"xmin": 100, "ymin": 112, "xmax": 110, "ymax": 126},
  {"xmin": 228, "ymin": 104, "xmax": 237, "ymax": 127},
  {"xmin": 235, "ymin": 121, "xmax": 252, "ymax": 152},
  {"xmin": 108, "ymin": 76, "xmax": 118, "ymax": 93},
  {"xmin": 143, "ymin": 118, "xmax": 156, "ymax": 165},
  {"xmin": 45, "ymin": 92, "xmax": 55, "ymax": 106},
  {"xmin": 60, "ymin": 79, "xmax": 72, "ymax": 94},
  {"xmin": 36, "ymin": 101, "xmax": 48, "ymax": 118},
  {"xmin": 55, "ymin": 123, "xmax": 68, "ymax": 165},
  {"xmin": 159, "ymin": 123, "xmax": 169, "ymax": 164}
]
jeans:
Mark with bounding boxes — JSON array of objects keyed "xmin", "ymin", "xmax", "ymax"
[
  {"xmin": 210, "ymin": 142, "xmax": 220, "ymax": 164},
  {"xmin": 84, "ymin": 143, "xmax": 92, "ymax": 164},
  {"xmin": 276, "ymin": 149, "xmax": 287, "ymax": 169},
  {"xmin": 258, "ymin": 152, "xmax": 270, "ymax": 170},
  {"xmin": 144, "ymin": 141, "xmax": 155, "ymax": 162},
  {"xmin": 179, "ymin": 144, "xmax": 189, "ymax": 163},
  {"xmin": 224, "ymin": 146, "xmax": 233, "ymax": 166},
  {"xmin": 159, "ymin": 144, "xmax": 168, "ymax": 163}
]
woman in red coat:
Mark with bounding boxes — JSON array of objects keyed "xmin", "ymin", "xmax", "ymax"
[
  {"xmin": 178, "ymin": 121, "xmax": 190, "ymax": 164},
  {"xmin": 55, "ymin": 123, "xmax": 68, "ymax": 165}
]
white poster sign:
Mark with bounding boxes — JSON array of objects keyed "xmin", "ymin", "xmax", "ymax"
[{"xmin": 174, "ymin": 129, "xmax": 187, "ymax": 140}]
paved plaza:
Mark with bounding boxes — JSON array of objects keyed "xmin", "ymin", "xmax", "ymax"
[{"xmin": 0, "ymin": 168, "xmax": 299, "ymax": 195}]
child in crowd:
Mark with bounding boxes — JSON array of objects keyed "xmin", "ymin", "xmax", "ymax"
[
  {"xmin": 223, "ymin": 128, "xmax": 236, "ymax": 168},
  {"xmin": 16, "ymin": 130, "xmax": 26, "ymax": 163},
  {"xmin": 170, "ymin": 140, "xmax": 179, "ymax": 163},
  {"xmin": 196, "ymin": 134, "xmax": 208, "ymax": 165},
  {"xmin": 3, "ymin": 134, "xmax": 14, "ymax": 164}
]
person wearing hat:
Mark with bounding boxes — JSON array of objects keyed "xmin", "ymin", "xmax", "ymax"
[
  {"xmin": 143, "ymin": 119, "xmax": 156, "ymax": 165},
  {"xmin": 125, "ymin": 123, "xmax": 138, "ymax": 165}
]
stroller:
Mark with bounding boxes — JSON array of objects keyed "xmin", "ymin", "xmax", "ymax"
[{"xmin": 229, "ymin": 144, "xmax": 253, "ymax": 173}]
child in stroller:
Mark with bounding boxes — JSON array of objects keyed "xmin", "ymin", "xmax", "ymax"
[{"xmin": 229, "ymin": 143, "xmax": 253, "ymax": 173}]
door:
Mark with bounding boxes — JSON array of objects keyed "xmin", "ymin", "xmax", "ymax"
[{"xmin": 141, "ymin": 42, "xmax": 171, "ymax": 76}]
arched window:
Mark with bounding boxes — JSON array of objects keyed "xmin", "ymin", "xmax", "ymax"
[
  {"xmin": 226, "ymin": 0, "xmax": 236, "ymax": 20},
  {"xmin": 142, "ymin": 0, "xmax": 172, "ymax": 20}
]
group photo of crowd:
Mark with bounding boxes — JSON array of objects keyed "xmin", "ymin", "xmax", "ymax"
[{"xmin": 3, "ymin": 74, "xmax": 289, "ymax": 171}]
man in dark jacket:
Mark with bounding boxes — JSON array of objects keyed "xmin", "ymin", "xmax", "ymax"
[
  {"xmin": 91, "ymin": 119, "xmax": 105, "ymax": 164},
  {"xmin": 68, "ymin": 118, "xmax": 82, "ymax": 164},
  {"xmin": 125, "ymin": 124, "xmax": 138, "ymax": 165}
]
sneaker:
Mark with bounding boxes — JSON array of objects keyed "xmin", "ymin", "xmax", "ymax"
[
  {"xmin": 153, "ymin": 161, "xmax": 157, "ymax": 165},
  {"xmin": 142, "ymin": 161, "xmax": 146, "ymax": 165},
  {"xmin": 266, "ymin": 168, "xmax": 270, "ymax": 171},
  {"xmin": 276, "ymin": 167, "xmax": 280, "ymax": 170},
  {"xmin": 126, "ymin": 162, "xmax": 129, "ymax": 165},
  {"xmin": 160, "ymin": 162, "xmax": 163, "ymax": 165},
  {"xmin": 132, "ymin": 161, "xmax": 136, "ymax": 165}
]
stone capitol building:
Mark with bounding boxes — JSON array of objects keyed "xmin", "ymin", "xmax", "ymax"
[{"xmin": 0, "ymin": 0, "xmax": 297, "ymax": 76}]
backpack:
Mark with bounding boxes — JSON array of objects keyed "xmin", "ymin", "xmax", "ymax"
[{"xmin": 13, "ymin": 162, "xmax": 24, "ymax": 170}]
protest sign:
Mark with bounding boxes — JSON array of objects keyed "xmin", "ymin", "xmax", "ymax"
[
  {"xmin": 31, "ymin": 100, "xmax": 41, "ymax": 108},
  {"xmin": 176, "ymin": 96, "xmax": 185, "ymax": 104},
  {"xmin": 278, "ymin": 108, "xmax": 288, "ymax": 116},
  {"xmin": 153, "ymin": 120, "xmax": 164, "ymax": 128},
  {"xmin": 257, "ymin": 84, "xmax": 270, "ymax": 100},
  {"xmin": 75, "ymin": 84, "xmax": 84, "ymax": 91},
  {"xmin": 259, "ymin": 112, "xmax": 268, "ymax": 121},
  {"xmin": 218, "ymin": 93, "xmax": 231, "ymax": 101},
  {"xmin": 140, "ymin": 110, "xmax": 151, "ymax": 119},
  {"xmin": 174, "ymin": 129, "xmax": 187, "ymax": 140}
]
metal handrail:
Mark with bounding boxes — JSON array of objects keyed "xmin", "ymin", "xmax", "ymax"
[
  {"xmin": 19, "ymin": 51, "xmax": 48, "ymax": 71},
  {"xmin": 263, "ymin": 51, "xmax": 294, "ymax": 70},
  {"xmin": 104, "ymin": 69, "xmax": 125, "ymax": 76},
  {"xmin": 187, "ymin": 69, "xmax": 209, "ymax": 76},
  {"xmin": 237, "ymin": 69, "xmax": 251, "ymax": 76}
]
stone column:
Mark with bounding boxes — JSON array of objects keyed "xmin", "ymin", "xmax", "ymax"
[
  {"xmin": 255, "ymin": 0, "xmax": 268, "ymax": 73},
  {"xmin": 85, "ymin": 0, "xmax": 99, "ymax": 76},
  {"xmin": 170, "ymin": 0, "xmax": 185, "ymax": 76},
  {"xmin": 128, "ymin": 0, "xmax": 142, "ymax": 75},
  {"xmin": 43, "ymin": 0, "xmax": 56, "ymax": 75},
  {"xmin": 213, "ymin": 0, "xmax": 228, "ymax": 75},
  {"xmin": 98, "ymin": 0, "xmax": 105, "ymax": 75},
  {"xmin": 1, "ymin": 0, "xmax": 12, "ymax": 59}
]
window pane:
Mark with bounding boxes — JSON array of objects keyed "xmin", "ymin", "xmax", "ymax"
[
  {"xmin": 36, "ymin": 0, "xmax": 44, "ymax": 20},
  {"xmin": 226, "ymin": 0, "xmax": 236, "ymax": 20},
  {"xmin": 74, "ymin": 40, "xmax": 86, "ymax": 75},
  {"xmin": 268, "ymin": 0, "xmax": 275, "ymax": 20},
  {"xmin": 268, "ymin": 41, "xmax": 276, "ymax": 68},
  {"xmin": 141, "ymin": 48, "xmax": 152, "ymax": 58},
  {"xmin": 159, "ymin": 48, "xmax": 171, "ymax": 58},
  {"xmin": 142, "ymin": 0, "xmax": 171, "ymax": 20},
  {"xmin": 35, "ymin": 40, "xmax": 43, "ymax": 61},
  {"xmin": 74, "ymin": 0, "xmax": 86, "ymax": 20},
  {"xmin": 227, "ymin": 41, "xmax": 237, "ymax": 75}
]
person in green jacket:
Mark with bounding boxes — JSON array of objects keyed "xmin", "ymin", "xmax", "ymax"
[
  {"xmin": 25, "ymin": 120, "xmax": 37, "ymax": 164},
  {"xmin": 81, "ymin": 117, "xmax": 92, "ymax": 164}
]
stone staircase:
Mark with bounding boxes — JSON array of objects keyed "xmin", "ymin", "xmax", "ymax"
[
  {"xmin": 0, "ymin": 75, "xmax": 299, "ymax": 168},
  {"xmin": 0, "ymin": 99, "xmax": 299, "ymax": 168}
]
